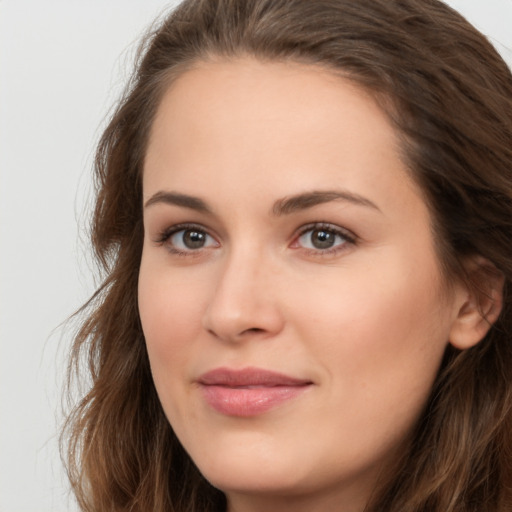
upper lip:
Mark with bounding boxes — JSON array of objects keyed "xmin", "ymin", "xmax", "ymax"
[{"xmin": 198, "ymin": 367, "xmax": 312, "ymax": 387}]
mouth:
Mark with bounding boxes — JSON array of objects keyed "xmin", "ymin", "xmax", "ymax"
[{"xmin": 197, "ymin": 367, "xmax": 313, "ymax": 417}]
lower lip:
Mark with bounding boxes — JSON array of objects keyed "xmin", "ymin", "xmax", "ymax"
[{"xmin": 200, "ymin": 384, "xmax": 310, "ymax": 417}]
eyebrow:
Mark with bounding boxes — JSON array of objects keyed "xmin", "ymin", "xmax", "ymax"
[
  {"xmin": 272, "ymin": 190, "xmax": 381, "ymax": 215},
  {"xmin": 144, "ymin": 191, "xmax": 212, "ymax": 213},
  {"xmin": 144, "ymin": 189, "xmax": 380, "ymax": 215}
]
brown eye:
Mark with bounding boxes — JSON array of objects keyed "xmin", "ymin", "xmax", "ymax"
[
  {"xmin": 168, "ymin": 228, "xmax": 218, "ymax": 252},
  {"xmin": 182, "ymin": 230, "xmax": 207, "ymax": 249},
  {"xmin": 310, "ymin": 229, "xmax": 336, "ymax": 249},
  {"xmin": 296, "ymin": 225, "xmax": 353, "ymax": 252}
]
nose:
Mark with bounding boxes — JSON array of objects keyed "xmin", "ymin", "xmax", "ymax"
[{"xmin": 202, "ymin": 248, "xmax": 285, "ymax": 343}]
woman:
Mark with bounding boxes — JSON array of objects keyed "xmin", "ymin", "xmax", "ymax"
[{"xmin": 63, "ymin": 0, "xmax": 512, "ymax": 511}]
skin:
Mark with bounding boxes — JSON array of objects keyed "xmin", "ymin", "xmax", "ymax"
[{"xmin": 138, "ymin": 58, "xmax": 480, "ymax": 512}]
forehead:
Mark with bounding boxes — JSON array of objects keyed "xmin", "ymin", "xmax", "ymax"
[
  {"xmin": 143, "ymin": 57, "xmax": 422, "ymax": 214},
  {"xmin": 147, "ymin": 57, "xmax": 391, "ymax": 152}
]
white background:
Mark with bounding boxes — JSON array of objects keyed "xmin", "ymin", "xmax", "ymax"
[{"xmin": 0, "ymin": 1, "xmax": 511, "ymax": 511}]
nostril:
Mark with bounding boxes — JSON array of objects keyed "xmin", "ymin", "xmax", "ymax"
[
  {"xmin": 206, "ymin": 326, "xmax": 266, "ymax": 341},
  {"xmin": 242, "ymin": 327, "xmax": 265, "ymax": 335}
]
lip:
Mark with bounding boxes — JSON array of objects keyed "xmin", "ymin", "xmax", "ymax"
[{"xmin": 197, "ymin": 367, "xmax": 313, "ymax": 417}]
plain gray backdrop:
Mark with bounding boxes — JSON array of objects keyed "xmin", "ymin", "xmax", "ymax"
[{"xmin": 1, "ymin": 1, "xmax": 511, "ymax": 511}]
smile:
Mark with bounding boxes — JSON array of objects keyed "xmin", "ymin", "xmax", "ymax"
[{"xmin": 197, "ymin": 367, "xmax": 313, "ymax": 417}]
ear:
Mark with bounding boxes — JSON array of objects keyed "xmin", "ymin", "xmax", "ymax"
[{"xmin": 449, "ymin": 257, "xmax": 504, "ymax": 350}]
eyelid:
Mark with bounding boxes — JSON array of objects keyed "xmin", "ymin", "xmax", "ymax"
[
  {"xmin": 154, "ymin": 222, "xmax": 210, "ymax": 241},
  {"xmin": 153, "ymin": 222, "xmax": 220, "ymax": 254},
  {"xmin": 151, "ymin": 221, "xmax": 356, "ymax": 257},
  {"xmin": 292, "ymin": 222, "xmax": 356, "ymax": 241},
  {"xmin": 297, "ymin": 222, "xmax": 356, "ymax": 240},
  {"xmin": 290, "ymin": 222, "xmax": 357, "ymax": 253}
]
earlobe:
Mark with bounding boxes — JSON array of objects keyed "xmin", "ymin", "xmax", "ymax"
[{"xmin": 449, "ymin": 258, "xmax": 504, "ymax": 350}]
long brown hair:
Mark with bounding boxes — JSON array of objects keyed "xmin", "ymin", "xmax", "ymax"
[{"xmin": 62, "ymin": 1, "xmax": 512, "ymax": 510}]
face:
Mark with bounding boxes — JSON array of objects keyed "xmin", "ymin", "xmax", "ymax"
[{"xmin": 139, "ymin": 58, "xmax": 465, "ymax": 512}]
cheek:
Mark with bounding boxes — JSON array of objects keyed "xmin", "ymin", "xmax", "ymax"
[
  {"xmin": 291, "ymin": 253, "xmax": 451, "ymax": 408},
  {"xmin": 138, "ymin": 261, "xmax": 207, "ymax": 390},
  {"xmin": 282, "ymin": 263, "xmax": 451, "ymax": 473}
]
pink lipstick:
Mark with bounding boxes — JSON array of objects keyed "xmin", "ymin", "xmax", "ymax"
[{"xmin": 198, "ymin": 367, "xmax": 312, "ymax": 417}]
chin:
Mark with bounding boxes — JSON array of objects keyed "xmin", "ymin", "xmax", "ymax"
[
  {"xmin": 191, "ymin": 443, "xmax": 309, "ymax": 495},
  {"xmin": 204, "ymin": 466, "xmax": 307, "ymax": 498}
]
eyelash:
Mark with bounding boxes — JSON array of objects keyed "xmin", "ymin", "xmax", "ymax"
[
  {"xmin": 292, "ymin": 223, "xmax": 357, "ymax": 256},
  {"xmin": 154, "ymin": 222, "xmax": 357, "ymax": 257},
  {"xmin": 154, "ymin": 223, "xmax": 218, "ymax": 257}
]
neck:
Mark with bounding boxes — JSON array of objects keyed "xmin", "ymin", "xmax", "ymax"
[{"xmin": 225, "ymin": 477, "xmax": 375, "ymax": 512}]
